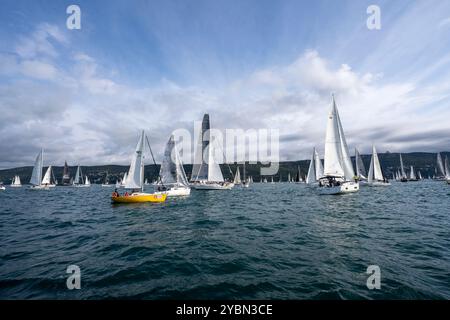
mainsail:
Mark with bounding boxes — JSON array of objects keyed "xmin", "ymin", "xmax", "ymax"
[
  {"xmin": 73, "ymin": 166, "xmax": 82, "ymax": 185},
  {"xmin": 125, "ymin": 130, "xmax": 145, "ymax": 190},
  {"xmin": 314, "ymin": 149, "xmax": 324, "ymax": 179},
  {"xmin": 306, "ymin": 148, "xmax": 317, "ymax": 184},
  {"xmin": 160, "ymin": 135, "xmax": 189, "ymax": 186},
  {"xmin": 437, "ymin": 153, "xmax": 446, "ymax": 177},
  {"xmin": 368, "ymin": 145, "xmax": 384, "ymax": 182},
  {"xmin": 444, "ymin": 156, "xmax": 450, "ymax": 178},
  {"xmin": 410, "ymin": 166, "xmax": 416, "ymax": 180},
  {"xmin": 323, "ymin": 96, "xmax": 354, "ymax": 180},
  {"xmin": 30, "ymin": 149, "xmax": 43, "ymax": 186},
  {"xmin": 399, "ymin": 154, "xmax": 406, "ymax": 178}
]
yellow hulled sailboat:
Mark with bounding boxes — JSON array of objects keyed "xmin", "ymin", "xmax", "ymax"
[{"xmin": 111, "ymin": 131, "xmax": 167, "ymax": 204}]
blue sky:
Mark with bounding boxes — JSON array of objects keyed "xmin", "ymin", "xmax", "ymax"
[{"xmin": 1, "ymin": 0, "xmax": 450, "ymax": 168}]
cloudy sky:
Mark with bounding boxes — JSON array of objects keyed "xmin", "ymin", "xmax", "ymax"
[{"xmin": 1, "ymin": 0, "xmax": 450, "ymax": 169}]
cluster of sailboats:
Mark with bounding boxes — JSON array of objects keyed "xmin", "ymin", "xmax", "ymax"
[{"xmin": 1, "ymin": 95, "xmax": 449, "ymax": 198}]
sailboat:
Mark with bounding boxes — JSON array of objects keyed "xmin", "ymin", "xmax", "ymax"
[
  {"xmin": 444, "ymin": 156, "xmax": 450, "ymax": 184},
  {"xmin": 72, "ymin": 166, "xmax": 88, "ymax": 187},
  {"xmin": 11, "ymin": 175, "xmax": 22, "ymax": 187},
  {"xmin": 399, "ymin": 154, "xmax": 408, "ymax": 182},
  {"xmin": 84, "ymin": 175, "xmax": 91, "ymax": 186},
  {"xmin": 418, "ymin": 171, "xmax": 423, "ymax": 180},
  {"xmin": 367, "ymin": 145, "xmax": 390, "ymax": 186},
  {"xmin": 436, "ymin": 153, "xmax": 446, "ymax": 180},
  {"xmin": 306, "ymin": 147, "xmax": 323, "ymax": 185},
  {"xmin": 112, "ymin": 131, "xmax": 167, "ymax": 203},
  {"xmin": 144, "ymin": 178, "xmax": 150, "ymax": 185},
  {"xmin": 190, "ymin": 114, "xmax": 234, "ymax": 190},
  {"xmin": 409, "ymin": 166, "xmax": 418, "ymax": 181},
  {"xmin": 270, "ymin": 177, "xmax": 274, "ymax": 184},
  {"xmin": 29, "ymin": 149, "xmax": 50, "ymax": 190},
  {"xmin": 42, "ymin": 165, "xmax": 57, "ymax": 187},
  {"xmin": 120, "ymin": 172, "xmax": 128, "ymax": 188},
  {"xmin": 155, "ymin": 135, "xmax": 191, "ymax": 196},
  {"xmin": 102, "ymin": 171, "xmax": 112, "ymax": 187},
  {"xmin": 355, "ymin": 148, "xmax": 368, "ymax": 184},
  {"xmin": 233, "ymin": 166, "xmax": 242, "ymax": 185},
  {"xmin": 319, "ymin": 95, "xmax": 359, "ymax": 195},
  {"xmin": 62, "ymin": 161, "xmax": 71, "ymax": 185},
  {"xmin": 295, "ymin": 166, "xmax": 304, "ymax": 183},
  {"xmin": 242, "ymin": 162, "xmax": 250, "ymax": 188}
]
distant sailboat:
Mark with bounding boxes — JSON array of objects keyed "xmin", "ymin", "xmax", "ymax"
[
  {"xmin": 190, "ymin": 114, "xmax": 234, "ymax": 190},
  {"xmin": 73, "ymin": 166, "xmax": 89, "ymax": 187},
  {"xmin": 306, "ymin": 147, "xmax": 323, "ymax": 185},
  {"xmin": 62, "ymin": 161, "xmax": 71, "ymax": 185},
  {"xmin": 295, "ymin": 166, "xmax": 304, "ymax": 183},
  {"xmin": 233, "ymin": 166, "xmax": 242, "ymax": 184},
  {"xmin": 242, "ymin": 162, "xmax": 250, "ymax": 188},
  {"xmin": 436, "ymin": 153, "xmax": 446, "ymax": 180},
  {"xmin": 120, "ymin": 172, "xmax": 128, "ymax": 187},
  {"xmin": 11, "ymin": 175, "xmax": 22, "ymax": 187},
  {"xmin": 155, "ymin": 134, "xmax": 191, "ymax": 196},
  {"xmin": 367, "ymin": 145, "xmax": 390, "ymax": 186},
  {"xmin": 399, "ymin": 154, "xmax": 408, "ymax": 182},
  {"xmin": 29, "ymin": 149, "xmax": 50, "ymax": 190},
  {"xmin": 84, "ymin": 175, "xmax": 91, "ymax": 186},
  {"xmin": 409, "ymin": 166, "xmax": 418, "ymax": 181},
  {"xmin": 42, "ymin": 165, "xmax": 56, "ymax": 187},
  {"xmin": 111, "ymin": 131, "xmax": 167, "ymax": 203},
  {"xmin": 355, "ymin": 148, "xmax": 367, "ymax": 183},
  {"xmin": 319, "ymin": 95, "xmax": 359, "ymax": 194},
  {"xmin": 102, "ymin": 171, "xmax": 112, "ymax": 187},
  {"xmin": 444, "ymin": 156, "xmax": 450, "ymax": 184}
]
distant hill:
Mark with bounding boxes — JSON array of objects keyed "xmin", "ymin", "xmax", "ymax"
[{"xmin": 0, "ymin": 152, "xmax": 448, "ymax": 184}]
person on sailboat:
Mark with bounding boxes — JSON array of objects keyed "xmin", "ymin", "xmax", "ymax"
[{"xmin": 112, "ymin": 189, "xmax": 119, "ymax": 198}]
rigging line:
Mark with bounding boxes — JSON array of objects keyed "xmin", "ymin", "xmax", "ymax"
[{"xmin": 145, "ymin": 134, "xmax": 165, "ymax": 188}]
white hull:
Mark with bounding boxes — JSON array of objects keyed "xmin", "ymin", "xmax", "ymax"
[
  {"xmin": 368, "ymin": 181, "xmax": 391, "ymax": 187},
  {"xmin": 0, "ymin": 186, "xmax": 5, "ymax": 191},
  {"xmin": 29, "ymin": 185, "xmax": 50, "ymax": 190},
  {"xmin": 10, "ymin": 185, "xmax": 22, "ymax": 188},
  {"xmin": 191, "ymin": 182, "xmax": 234, "ymax": 190},
  {"xmin": 319, "ymin": 181, "xmax": 359, "ymax": 195},
  {"xmin": 73, "ymin": 184, "xmax": 90, "ymax": 188},
  {"xmin": 156, "ymin": 186, "xmax": 191, "ymax": 197}
]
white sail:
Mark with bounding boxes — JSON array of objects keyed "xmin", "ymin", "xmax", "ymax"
[
  {"xmin": 85, "ymin": 176, "xmax": 90, "ymax": 185},
  {"xmin": 306, "ymin": 148, "xmax": 316, "ymax": 184},
  {"xmin": 323, "ymin": 96, "xmax": 351, "ymax": 179},
  {"xmin": 444, "ymin": 156, "xmax": 450, "ymax": 178},
  {"xmin": 122, "ymin": 172, "xmax": 128, "ymax": 185},
  {"xmin": 437, "ymin": 153, "xmax": 445, "ymax": 177},
  {"xmin": 207, "ymin": 134, "xmax": 225, "ymax": 182},
  {"xmin": 125, "ymin": 130, "xmax": 145, "ymax": 190},
  {"xmin": 233, "ymin": 166, "xmax": 241, "ymax": 184},
  {"xmin": 372, "ymin": 146, "xmax": 384, "ymax": 181},
  {"xmin": 399, "ymin": 154, "xmax": 406, "ymax": 178},
  {"xmin": 13, "ymin": 175, "xmax": 21, "ymax": 186},
  {"xmin": 191, "ymin": 114, "xmax": 210, "ymax": 181},
  {"xmin": 42, "ymin": 165, "xmax": 52, "ymax": 185},
  {"xmin": 314, "ymin": 149, "xmax": 324, "ymax": 179},
  {"xmin": 418, "ymin": 171, "xmax": 423, "ymax": 180},
  {"xmin": 410, "ymin": 166, "xmax": 416, "ymax": 180},
  {"xmin": 73, "ymin": 166, "xmax": 83, "ymax": 184},
  {"xmin": 355, "ymin": 148, "xmax": 367, "ymax": 179},
  {"xmin": 160, "ymin": 135, "xmax": 189, "ymax": 187},
  {"xmin": 30, "ymin": 149, "xmax": 43, "ymax": 186}
]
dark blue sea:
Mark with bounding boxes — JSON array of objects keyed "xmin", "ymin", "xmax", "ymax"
[{"xmin": 1, "ymin": 181, "xmax": 449, "ymax": 299}]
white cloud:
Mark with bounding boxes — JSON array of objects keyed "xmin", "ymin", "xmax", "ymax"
[{"xmin": 20, "ymin": 60, "xmax": 58, "ymax": 80}]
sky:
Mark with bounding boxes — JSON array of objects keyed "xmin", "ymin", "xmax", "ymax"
[{"xmin": 1, "ymin": 0, "xmax": 450, "ymax": 168}]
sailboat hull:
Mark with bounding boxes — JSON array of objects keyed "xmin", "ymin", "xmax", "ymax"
[
  {"xmin": 319, "ymin": 181, "xmax": 359, "ymax": 195},
  {"xmin": 29, "ymin": 185, "xmax": 50, "ymax": 190},
  {"xmin": 156, "ymin": 186, "xmax": 191, "ymax": 197},
  {"xmin": 10, "ymin": 185, "xmax": 22, "ymax": 188},
  {"xmin": 111, "ymin": 192, "xmax": 167, "ymax": 203},
  {"xmin": 0, "ymin": 186, "xmax": 5, "ymax": 191},
  {"xmin": 190, "ymin": 182, "xmax": 234, "ymax": 190},
  {"xmin": 368, "ymin": 181, "xmax": 391, "ymax": 186}
]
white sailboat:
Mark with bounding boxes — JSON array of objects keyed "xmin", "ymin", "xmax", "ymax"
[
  {"xmin": 242, "ymin": 162, "xmax": 250, "ymax": 188},
  {"xmin": 409, "ymin": 166, "xmax": 418, "ymax": 181},
  {"xmin": 399, "ymin": 154, "xmax": 408, "ymax": 182},
  {"xmin": 355, "ymin": 148, "xmax": 368, "ymax": 184},
  {"xmin": 295, "ymin": 166, "xmax": 304, "ymax": 183},
  {"xmin": 72, "ymin": 165, "xmax": 89, "ymax": 187},
  {"xmin": 155, "ymin": 135, "xmax": 191, "ymax": 196},
  {"xmin": 29, "ymin": 149, "xmax": 50, "ymax": 190},
  {"xmin": 120, "ymin": 172, "xmax": 128, "ymax": 188},
  {"xmin": 306, "ymin": 147, "xmax": 323, "ymax": 185},
  {"xmin": 102, "ymin": 171, "xmax": 112, "ymax": 187},
  {"xmin": 436, "ymin": 153, "xmax": 446, "ymax": 180},
  {"xmin": 11, "ymin": 175, "xmax": 22, "ymax": 187},
  {"xmin": 233, "ymin": 166, "xmax": 242, "ymax": 185},
  {"xmin": 319, "ymin": 95, "xmax": 359, "ymax": 195},
  {"xmin": 42, "ymin": 165, "xmax": 56, "ymax": 187},
  {"xmin": 367, "ymin": 145, "xmax": 390, "ymax": 186},
  {"xmin": 444, "ymin": 155, "xmax": 450, "ymax": 184},
  {"xmin": 111, "ymin": 131, "xmax": 167, "ymax": 203},
  {"xmin": 190, "ymin": 114, "xmax": 234, "ymax": 190},
  {"xmin": 84, "ymin": 176, "xmax": 91, "ymax": 186}
]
